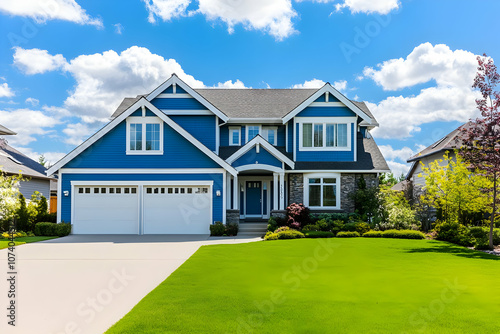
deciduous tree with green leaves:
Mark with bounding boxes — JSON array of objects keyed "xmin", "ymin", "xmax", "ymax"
[
  {"xmin": 419, "ymin": 151, "xmax": 491, "ymax": 225},
  {"xmin": 0, "ymin": 170, "xmax": 23, "ymax": 231}
]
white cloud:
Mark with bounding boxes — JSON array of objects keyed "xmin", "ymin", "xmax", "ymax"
[
  {"xmin": 13, "ymin": 47, "xmax": 68, "ymax": 75},
  {"xmin": 365, "ymin": 43, "xmax": 482, "ymax": 139},
  {"xmin": 215, "ymin": 79, "xmax": 247, "ymax": 88},
  {"xmin": 363, "ymin": 43, "xmax": 477, "ymax": 91},
  {"xmin": 292, "ymin": 79, "xmax": 347, "ymax": 92},
  {"xmin": 143, "ymin": 0, "xmax": 191, "ymax": 22},
  {"xmin": 0, "ymin": 109, "xmax": 61, "ymax": 146},
  {"xmin": 386, "ymin": 160, "xmax": 410, "ymax": 177},
  {"xmin": 297, "ymin": 0, "xmax": 399, "ymax": 15},
  {"xmin": 15, "ymin": 146, "xmax": 66, "ymax": 166},
  {"xmin": 379, "ymin": 144, "xmax": 416, "ymax": 163},
  {"xmin": 114, "ymin": 23, "xmax": 124, "ymax": 34},
  {"xmin": 62, "ymin": 122, "xmax": 96, "ymax": 145},
  {"xmin": 0, "ymin": 0, "xmax": 102, "ymax": 26},
  {"xmin": 25, "ymin": 97, "xmax": 39, "ymax": 106},
  {"xmin": 0, "ymin": 83, "xmax": 14, "ymax": 98}
]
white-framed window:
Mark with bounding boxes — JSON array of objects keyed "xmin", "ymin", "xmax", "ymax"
[
  {"xmin": 229, "ymin": 127, "xmax": 241, "ymax": 146},
  {"xmin": 246, "ymin": 125, "xmax": 260, "ymax": 142},
  {"xmin": 262, "ymin": 126, "xmax": 277, "ymax": 145},
  {"xmin": 298, "ymin": 117, "xmax": 353, "ymax": 151},
  {"xmin": 126, "ymin": 117, "xmax": 163, "ymax": 155},
  {"xmin": 304, "ymin": 174, "xmax": 340, "ymax": 209}
]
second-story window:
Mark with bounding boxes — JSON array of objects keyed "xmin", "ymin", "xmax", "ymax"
[
  {"xmin": 127, "ymin": 117, "xmax": 163, "ymax": 154},
  {"xmin": 247, "ymin": 126, "xmax": 260, "ymax": 141},
  {"xmin": 262, "ymin": 126, "xmax": 277, "ymax": 145},
  {"xmin": 302, "ymin": 122, "xmax": 349, "ymax": 149},
  {"xmin": 229, "ymin": 127, "xmax": 241, "ymax": 146}
]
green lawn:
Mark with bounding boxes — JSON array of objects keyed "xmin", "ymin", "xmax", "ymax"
[
  {"xmin": 107, "ymin": 238, "xmax": 500, "ymax": 334},
  {"xmin": 0, "ymin": 236, "xmax": 57, "ymax": 249}
]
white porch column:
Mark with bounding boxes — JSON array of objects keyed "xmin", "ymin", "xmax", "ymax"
[
  {"xmin": 279, "ymin": 172, "xmax": 285, "ymax": 210},
  {"xmin": 232, "ymin": 175, "xmax": 238, "ymax": 210},
  {"xmin": 226, "ymin": 173, "xmax": 231, "ymax": 209},
  {"xmin": 273, "ymin": 173, "xmax": 279, "ymax": 210}
]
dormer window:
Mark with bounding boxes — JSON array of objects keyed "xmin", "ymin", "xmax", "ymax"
[
  {"xmin": 229, "ymin": 127, "xmax": 241, "ymax": 146},
  {"xmin": 126, "ymin": 117, "xmax": 163, "ymax": 155},
  {"xmin": 298, "ymin": 117, "xmax": 353, "ymax": 151},
  {"xmin": 247, "ymin": 126, "xmax": 260, "ymax": 141}
]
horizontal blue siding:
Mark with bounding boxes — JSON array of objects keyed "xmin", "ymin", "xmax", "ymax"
[
  {"xmin": 60, "ymin": 173, "xmax": 224, "ymax": 224},
  {"xmin": 277, "ymin": 125, "xmax": 286, "ymax": 147},
  {"xmin": 130, "ymin": 109, "xmax": 156, "ymax": 117},
  {"xmin": 287, "ymin": 121, "xmax": 293, "ymax": 153},
  {"xmin": 161, "ymin": 86, "xmax": 187, "ymax": 94},
  {"xmin": 297, "ymin": 106, "xmax": 356, "ymax": 117},
  {"xmin": 220, "ymin": 125, "xmax": 229, "ymax": 146},
  {"xmin": 152, "ymin": 98, "xmax": 207, "ymax": 110},
  {"xmin": 295, "ymin": 123, "xmax": 355, "ymax": 162},
  {"xmin": 232, "ymin": 147, "xmax": 282, "ymax": 168},
  {"xmin": 63, "ymin": 121, "xmax": 220, "ymax": 169},
  {"xmin": 169, "ymin": 115, "xmax": 216, "ymax": 151},
  {"xmin": 314, "ymin": 94, "xmax": 341, "ymax": 103}
]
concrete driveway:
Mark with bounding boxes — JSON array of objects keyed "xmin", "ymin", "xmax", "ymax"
[{"xmin": 0, "ymin": 235, "xmax": 260, "ymax": 334}]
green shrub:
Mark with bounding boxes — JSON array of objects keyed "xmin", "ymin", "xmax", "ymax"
[
  {"xmin": 362, "ymin": 231, "xmax": 383, "ymax": 238},
  {"xmin": 434, "ymin": 220, "xmax": 472, "ymax": 246},
  {"xmin": 304, "ymin": 231, "xmax": 335, "ymax": 238},
  {"xmin": 275, "ymin": 226, "xmax": 290, "ymax": 233},
  {"xmin": 35, "ymin": 222, "xmax": 71, "ymax": 236},
  {"xmin": 354, "ymin": 222, "xmax": 371, "ymax": 235},
  {"xmin": 336, "ymin": 231, "xmax": 360, "ymax": 238},
  {"xmin": 316, "ymin": 219, "xmax": 331, "ymax": 231},
  {"xmin": 302, "ymin": 224, "xmax": 320, "ymax": 232},
  {"xmin": 469, "ymin": 226, "xmax": 500, "ymax": 249},
  {"xmin": 264, "ymin": 231, "xmax": 278, "ymax": 240},
  {"xmin": 210, "ymin": 221, "xmax": 225, "ymax": 236},
  {"xmin": 225, "ymin": 223, "xmax": 238, "ymax": 236},
  {"xmin": 331, "ymin": 220, "xmax": 345, "ymax": 235},
  {"xmin": 276, "ymin": 230, "xmax": 305, "ymax": 239},
  {"xmin": 381, "ymin": 229, "xmax": 425, "ymax": 240},
  {"xmin": 267, "ymin": 217, "xmax": 278, "ymax": 232},
  {"xmin": 343, "ymin": 222, "xmax": 357, "ymax": 232},
  {"xmin": 310, "ymin": 213, "xmax": 349, "ymax": 224}
]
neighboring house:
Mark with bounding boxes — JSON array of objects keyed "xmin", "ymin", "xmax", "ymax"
[
  {"xmin": 47, "ymin": 74, "xmax": 389, "ymax": 235},
  {"xmin": 0, "ymin": 125, "xmax": 53, "ymax": 202},
  {"xmin": 405, "ymin": 122, "xmax": 471, "ymax": 196}
]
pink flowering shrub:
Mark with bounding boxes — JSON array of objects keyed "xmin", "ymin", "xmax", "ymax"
[{"xmin": 286, "ymin": 203, "xmax": 310, "ymax": 229}]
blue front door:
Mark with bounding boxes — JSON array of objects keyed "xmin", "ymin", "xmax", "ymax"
[{"xmin": 246, "ymin": 181, "xmax": 262, "ymax": 215}]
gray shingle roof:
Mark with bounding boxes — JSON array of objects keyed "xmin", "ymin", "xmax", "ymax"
[
  {"xmin": 0, "ymin": 143, "xmax": 51, "ymax": 180},
  {"xmin": 0, "ymin": 124, "xmax": 16, "ymax": 135},
  {"xmin": 110, "ymin": 89, "xmax": 378, "ymax": 123},
  {"xmin": 293, "ymin": 134, "xmax": 389, "ymax": 171},
  {"xmin": 407, "ymin": 122, "xmax": 471, "ymax": 162}
]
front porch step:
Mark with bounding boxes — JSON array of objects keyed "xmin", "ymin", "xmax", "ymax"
[{"xmin": 239, "ymin": 222, "xmax": 268, "ymax": 234}]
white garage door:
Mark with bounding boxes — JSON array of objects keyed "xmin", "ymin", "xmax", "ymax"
[
  {"xmin": 143, "ymin": 186, "xmax": 211, "ymax": 234},
  {"xmin": 73, "ymin": 186, "xmax": 139, "ymax": 234}
]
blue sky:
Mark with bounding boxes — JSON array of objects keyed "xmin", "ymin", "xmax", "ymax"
[{"xmin": 0, "ymin": 0, "xmax": 499, "ymax": 176}]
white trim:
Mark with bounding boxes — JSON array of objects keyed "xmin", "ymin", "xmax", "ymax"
[
  {"xmin": 236, "ymin": 164, "xmax": 284, "ymax": 174},
  {"xmin": 279, "ymin": 172, "xmax": 285, "ymax": 210},
  {"xmin": 159, "ymin": 109, "xmax": 213, "ymax": 115},
  {"xmin": 57, "ymin": 170, "xmax": 62, "ymax": 223},
  {"xmin": 59, "ymin": 168, "xmax": 226, "ymax": 174},
  {"xmin": 172, "ymin": 83, "xmax": 176, "ymax": 94},
  {"xmin": 325, "ymin": 92, "xmax": 329, "ymax": 102},
  {"xmin": 223, "ymin": 170, "xmax": 227, "ymax": 224},
  {"xmin": 71, "ymin": 180, "xmax": 214, "ymax": 186},
  {"xmin": 157, "ymin": 93, "xmax": 193, "ymax": 98},
  {"xmin": 262, "ymin": 126, "xmax": 277, "ymax": 146},
  {"xmin": 146, "ymin": 74, "xmax": 229, "ymax": 122},
  {"xmin": 233, "ymin": 175, "xmax": 238, "ymax": 210},
  {"xmin": 282, "ymin": 84, "xmax": 374, "ymax": 124},
  {"xmin": 354, "ymin": 116, "xmax": 358, "ymax": 162},
  {"xmin": 126, "ymin": 117, "xmax": 164, "ymax": 155},
  {"xmin": 245, "ymin": 125, "xmax": 261, "ymax": 144},
  {"xmin": 293, "ymin": 118, "xmax": 296, "ymax": 161},
  {"xmin": 273, "ymin": 173, "xmax": 278, "ymax": 211},
  {"xmin": 309, "ymin": 102, "xmax": 345, "ymax": 107},
  {"xmin": 239, "ymin": 177, "xmax": 272, "ymax": 219},
  {"xmin": 285, "ymin": 122, "xmax": 289, "ymax": 152},
  {"xmin": 287, "ymin": 169, "xmax": 390, "ymax": 173},
  {"xmin": 229, "ymin": 126, "xmax": 241, "ymax": 146},
  {"xmin": 225, "ymin": 135, "xmax": 295, "ymax": 169},
  {"xmin": 47, "ymin": 98, "xmax": 237, "ymax": 177},
  {"xmin": 297, "ymin": 117, "xmax": 354, "ymax": 152},
  {"xmin": 303, "ymin": 173, "xmax": 341, "ymax": 210},
  {"xmin": 226, "ymin": 118, "xmax": 282, "ymax": 124}
]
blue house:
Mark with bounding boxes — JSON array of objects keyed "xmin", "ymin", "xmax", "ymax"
[{"xmin": 47, "ymin": 74, "xmax": 389, "ymax": 234}]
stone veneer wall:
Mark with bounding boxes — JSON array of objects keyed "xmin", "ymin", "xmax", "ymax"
[
  {"xmin": 288, "ymin": 173, "xmax": 304, "ymax": 205},
  {"xmin": 340, "ymin": 173, "xmax": 379, "ymax": 212},
  {"xmin": 226, "ymin": 209, "xmax": 240, "ymax": 225}
]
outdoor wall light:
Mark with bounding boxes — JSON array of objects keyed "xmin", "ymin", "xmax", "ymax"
[
  {"xmin": 64, "ymin": 191, "xmax": 69, "ymax": 197},
  {"xmin": 216, "ymin": 190, "xmax": 221, "ymax": 197}
]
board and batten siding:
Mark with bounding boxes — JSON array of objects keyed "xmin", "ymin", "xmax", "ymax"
[
  {"xmin": 60, "ymin": 172, "xmax": 225, "ymax": 224},
  {"xmin": 62, "ymin": 121, "xmax": 220, "ymax": 169}
]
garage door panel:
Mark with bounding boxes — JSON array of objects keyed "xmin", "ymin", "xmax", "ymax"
[
  {"xmin": 143, "ymin": 186, "xmax": 211, "ymax": 234},
  {"xmin": 74, "ymin": 186, "xmax": 139, "ymax": 234}
]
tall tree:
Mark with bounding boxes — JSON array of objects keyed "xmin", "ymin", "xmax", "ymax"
[
  {"xmin": 38, "ymin": 154, "xmax": 47, "ymax": 167},
  {"xmin": 459, "ymin": 54, "xmax": 500, "ymax": 249}
]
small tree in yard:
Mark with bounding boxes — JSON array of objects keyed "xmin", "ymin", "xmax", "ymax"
[
  {"xmin": 459, "ymin": 54, "xmax": 500, "ymax": 250},
  {"xmin": 0, "ymin": 171, "xmax": 23, "ymax": 231}
]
